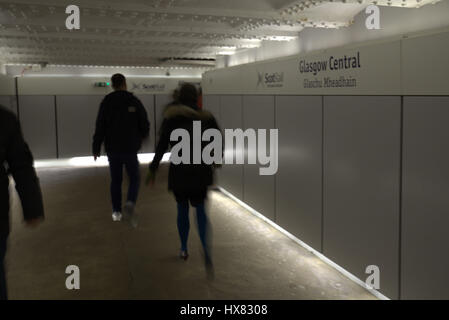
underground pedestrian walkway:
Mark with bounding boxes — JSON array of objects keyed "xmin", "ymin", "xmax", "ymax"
[{"xmin": 6, "ymin": 163, "xmax": 376, "ymax": 300}]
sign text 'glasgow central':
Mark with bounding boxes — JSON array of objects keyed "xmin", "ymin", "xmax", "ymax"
[{"xmin": 299, "ymin": 52, "xmax": 362, "ymax": 76}]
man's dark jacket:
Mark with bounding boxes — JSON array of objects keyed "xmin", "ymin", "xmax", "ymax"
[
  {"xmin": 92, "ymin": 91, "xmax": 150, "ymax": 155},
  {"xmin": 150, "ymin": 104, "xmax": 220, "ymax": 194},
  {"xmin": 0, "ymin": 106, "xmax": 44, "ymax": 236}
]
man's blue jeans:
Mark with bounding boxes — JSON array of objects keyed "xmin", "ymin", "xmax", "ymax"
[{"xmin": 107, "ymin": 153, "xmax": 140, "ymax": 213}]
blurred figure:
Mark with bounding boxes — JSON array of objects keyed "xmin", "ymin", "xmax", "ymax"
[
  {"xmin": 158, "ymin": 88, "xmax": 181, "ymax": 139},
  {"xmin": 171, "ymin": 88, "xmax": 180, "ymax": 105},
  {"xmin": 147, "ymin": 83, "xmax": 220, "ymax": 276},
  {"xmin": 93, "ymin": 74, "xmax": 150, "ymax": 226},
  {"xmin": 0, "ymin": 106, "xmax": 44, "ymax": 300}
]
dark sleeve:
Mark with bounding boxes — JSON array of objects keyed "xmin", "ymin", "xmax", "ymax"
[
  {"xmin": 6, "ymin": 117, "xmax": 44, "ymax": 221},
  {"xmin": 92, "ymin": 98, "xmax": 107, "ymax": 155},
  {"xmin": 136, "ymin": 98, "xmax": 150, "ymax": 139},
  {"xmin": 149, "ymin": 118, "xmax": 171, "ymax": 172}
]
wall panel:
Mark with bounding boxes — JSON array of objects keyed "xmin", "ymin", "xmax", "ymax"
[
  {"xmin": 155, "ymin": 94, "xmax": 172, "ymax": 142},
  {"xmin": 0, "ymin": 95, "xmax": 17, "ymax": 115},
  {"xmin": 203, "ymin": 95, "xmax": 222, "ymax": 186},
  {"xmin": 203, "ymin": 95, "xmax": 220, "ymax": 123},
  {"xmin": 402, "ymin": 31, "xmax": 449, "ymax": 96},
  {"xmin": 275, "ymin": 96, "xmax": 323, "ymax": 250},
  {"xmin": 219, "ymin": 95, "xmax": 244, "ymax": 199},
  {"xmin": 323, "ymin": 96, "xmax": 401, "ymax": 299},
  {"xmin": 18, "ymin": 95, "xmax": 56, "ymax": 159},
  {"xmin": 0, "ymin": 75, "xmax": 15, "ymax": 95},
  {"xmin": 56, "ymin": 95, "xmax": 103, "ymax": 158},
  {"xmin": 135, "ymin": 94, "xmax": 156, "ymax": 153},
  {"xmin": 401, "ymin": 96, "xmax": 449, "ymax": 299},
  {"xmin": 242, "ymin": 95, "xmax": 276, "ymax": 221}
]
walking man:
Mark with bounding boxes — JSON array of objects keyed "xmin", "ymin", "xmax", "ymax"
[
  {"xmin": 0, "ymin": 105, "xmax": 45, "ymax": 300},
  {"xmin": 93, "ymin": 74, "xmax": 150, "ymax": 225}
]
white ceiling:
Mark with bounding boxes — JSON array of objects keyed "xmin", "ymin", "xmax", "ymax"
[{"xmin": 0, "ymin": 0, "xmax": 441, "ymax": 69}]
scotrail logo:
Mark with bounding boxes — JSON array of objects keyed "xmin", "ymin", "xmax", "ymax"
[
  {"xmin": 257, "ymin": 72, "xmax": 264, "ymax": 87},
  {"xmin": 257, "ymin": 71, "xmax": 284, "ymax": 88},
  {"xmin": 131, "ymin": 82, "xmax": 165, "ymax": 92}
]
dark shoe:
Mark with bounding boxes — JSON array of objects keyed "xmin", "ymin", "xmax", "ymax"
[
  {"xmin": 180, "ymin": 250, "xmax": 189, "ymax": 261},
  {"xmin": 123, "ymin": 201, "xmax": 137, "ymax": 228},
  {"xmin": 205, "ymin": 255, "xmax": 214, "ymax": 280}
]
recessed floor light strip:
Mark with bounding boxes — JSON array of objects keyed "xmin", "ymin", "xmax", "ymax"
[
  {"xmin": 218, "ymin": 187, "xmax": 390, "ymax": 301},
  {"xmin": 34, "ymin": 153, "xmax": 171, "ymax": 169}
]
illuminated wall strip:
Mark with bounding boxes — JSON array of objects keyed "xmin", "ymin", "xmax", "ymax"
[
  {"xmin": 218, "ymin": 187, "xmax": 390, "ymax": 301},
  {"xmin": 34, "ymin": 153, "xmax": 171, "ymax": 169}
]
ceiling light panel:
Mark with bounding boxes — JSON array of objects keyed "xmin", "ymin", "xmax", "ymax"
[{"xmin": 0, "ymin": 0, "xmax": 441, "ymax": 67}]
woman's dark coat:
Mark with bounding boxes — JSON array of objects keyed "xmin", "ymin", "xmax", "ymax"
[{"xmin": 150, "ymin": 104, "xmax": 221, "ymax": 195}]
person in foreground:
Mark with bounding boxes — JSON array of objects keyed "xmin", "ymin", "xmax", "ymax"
[
  {"xmin": 146, "ymin": 83, "xmax": 220, "ymax": 277},
  {"xmin": 0, "ymin": 106, "xmax": 45, "ymax": 300},
  {"xmin": 92, "ymin": 74, "xmax": 150, "ymax": 227}
]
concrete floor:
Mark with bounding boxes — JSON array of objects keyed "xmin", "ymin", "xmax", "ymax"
[{"xmin": 5, "ymin": 163, "xmax": 376, "ymax": 300}]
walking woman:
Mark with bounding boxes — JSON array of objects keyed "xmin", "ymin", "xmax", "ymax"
[{"xmin": 146, "ymin": 83, "xmax": 220, "ymax": 275}]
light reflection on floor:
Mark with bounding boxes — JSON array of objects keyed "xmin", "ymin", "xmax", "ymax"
[{"xmin": 34, "ymin": 153, "xmax": 171, "ymax": 168}]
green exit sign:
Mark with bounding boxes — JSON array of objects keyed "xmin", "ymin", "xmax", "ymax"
[{"xmin": 94, "ymin": 82, "xmax": 110, "ymax": 87}]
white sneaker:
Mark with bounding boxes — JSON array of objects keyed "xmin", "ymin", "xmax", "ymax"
[{"xmin": 112, "ymin": 212, "xmax": 122, "ymax": 222}]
